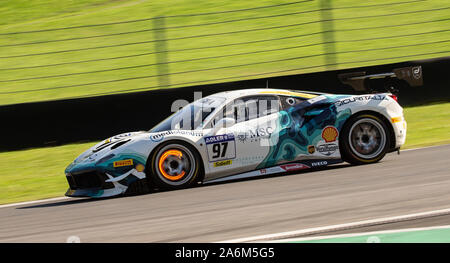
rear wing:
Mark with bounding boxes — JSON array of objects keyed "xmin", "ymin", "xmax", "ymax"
[{"xmin": 338, "ymin": 66, "xmax": 423, "ymax": 92}]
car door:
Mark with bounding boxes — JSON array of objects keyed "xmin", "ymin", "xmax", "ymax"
[{"xmin": 204, "ymin": 95, "xmax": 281, "ymax": 179}]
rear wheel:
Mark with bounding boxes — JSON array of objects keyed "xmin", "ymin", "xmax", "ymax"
[
  {"xmin": 150, "ymin": 142, "xmax": 200, "ymax": 189},
  {"xmin": 340, "ymin": 113, "xmax": 390, "ymax": 165}
]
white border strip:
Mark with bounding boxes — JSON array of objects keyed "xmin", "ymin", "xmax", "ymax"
[
  {"xmin": 219, "ymin": 207, "xmax": 450, "ymax": 243},
  {"xmin": 268, "ymin": 225, "xmax": 450, "ymax": 243},
  {"xmin": 0, "ymin": 197, "xmax": 69, "ymax": 209}
]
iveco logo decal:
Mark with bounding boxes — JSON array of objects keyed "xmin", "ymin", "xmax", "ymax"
[{"xmin": 311, "ymin": 161, "xmax": 328, "ymax": 167}]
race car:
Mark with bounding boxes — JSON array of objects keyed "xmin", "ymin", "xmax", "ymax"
[{"xmin": 64, "ymin": 88, "xmax": 407, "ymax": 198}]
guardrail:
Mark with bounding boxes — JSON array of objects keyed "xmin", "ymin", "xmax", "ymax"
[
  {"xmin": 1, "ymin": 56, "xmax": 449, "ymax": 152},
  {"xmin": 0, "ymin": 0, "xmax": 449, "ymax": 105}
]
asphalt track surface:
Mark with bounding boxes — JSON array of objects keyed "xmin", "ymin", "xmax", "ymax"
[{"xmin": 0, "ymin": 144, "xmax": 449, "ymax": 243}]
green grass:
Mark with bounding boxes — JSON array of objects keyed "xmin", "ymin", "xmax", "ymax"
[
  {"xmin": 0, "ymin": 141, "xmax": 97, "ymax": 204},
  {"xmin": 403, "ymin": 102, "xmax": 450, "ymax": 148},
  {"xmin": 0, "ymin": 0, "xmax": 449, "ymax": 105},
  {"xmin": 0, "ymin": 102, "xmax": 449, "ymax": 205}
]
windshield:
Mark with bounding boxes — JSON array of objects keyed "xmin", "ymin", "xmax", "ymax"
[{"xmin": 150, "ymin": 96, "xmax": 225, "ymax": 132}]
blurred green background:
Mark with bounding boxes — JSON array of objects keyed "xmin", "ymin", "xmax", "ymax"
[
  {"xmin": 0, "ymin": 1, "xmax": 449, "ymax": 204},
  {"xmin": 0, "ymin": 0, "xmax": 449, "ymax": 105}
]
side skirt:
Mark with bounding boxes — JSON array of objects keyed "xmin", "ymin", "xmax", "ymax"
[{"xmin": 203, "ymin": 159, "xmax": 343, "ymax": 184}]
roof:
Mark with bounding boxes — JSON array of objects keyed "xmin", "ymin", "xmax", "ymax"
[{"xmin": 209, "ymin": 88, "xmax": 325, "ymax": 102}]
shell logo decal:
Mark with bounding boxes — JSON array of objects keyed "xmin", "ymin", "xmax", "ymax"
[
  {"xmin": 135, "ymin": 164, "xmax": 145, "ymax": 172},
  {"xmin": 321, "ymin": 126, "xmax": 339, "ymax": 143}
]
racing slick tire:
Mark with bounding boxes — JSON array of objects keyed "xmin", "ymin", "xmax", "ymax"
[
  {"xmin": 149, "ymin": 141, "xmax": 201, "ymax": 189},
  {"xmin": 340, "ymin": 113, "xmax": 391, "ymax": 165}
]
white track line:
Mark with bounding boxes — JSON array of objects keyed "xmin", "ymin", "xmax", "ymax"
[
  {"xmin": 219, "ymin": 207, "xmax": 450, "ymax": 243},
  {"xmin": 0, "ymin": 197, "xmax": 69, "ymax": 209},
  {"xmin": 401, "ymin": 143, "xmax": 450, "ymax": 152},
  {"xmin": 268, "ymin": 225, "xmax": 450, "ymax": 243}
]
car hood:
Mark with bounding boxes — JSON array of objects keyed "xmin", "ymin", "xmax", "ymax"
[{"xmin": 67, "ymin": 131, "xmax": 147, "ymax": 171}]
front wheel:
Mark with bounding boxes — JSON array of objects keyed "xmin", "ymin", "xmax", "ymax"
[
  {"xmin": 149, "ymin": 142, "xmax": 201, "ymax": 189},
  {"xmin": 340, "ymin": 114, "xmax": 390, "ymax": 165}
]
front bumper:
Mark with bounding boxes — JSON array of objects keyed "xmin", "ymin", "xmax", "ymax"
[
  {"xmin": 65, "ymin": 170, "xmax": 125, "ymax": 198},
  {"xmin": 66, "ymin": 170, "xmax": 114, "ymax": 189},
  {"xmin": 65, "ymin": 164, "xmax": 147, "ymax": 198},
  {"xmin": 65, "ymin": 151, "xmax": 149, "ymax": 198},
  {"xmin": 65, "ymin": 187, "xmax": 125, "ymax": 198}
]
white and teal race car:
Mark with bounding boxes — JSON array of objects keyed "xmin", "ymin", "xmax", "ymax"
[{"xmin": 65, "ymin": 89, "xmax": 407, "ymax": 198}]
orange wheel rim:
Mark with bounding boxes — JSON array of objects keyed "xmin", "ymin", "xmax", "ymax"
[{"xmin": 158, "ymin": 149, "xmax": 186, "ymax": 181}]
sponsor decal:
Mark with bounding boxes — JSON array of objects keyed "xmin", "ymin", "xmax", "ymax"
[
  {"xmin": 311, "ymin": 161, "xmax": 328, "ymax": 167},
  {"xmin": 280, "ymin": 163, "xmax": 310, "ymax": 171},
  {"xmin": 150, "ymin": 130, "xmax": 204, "ymax": 142},
  {"xmin": 317, "ymin": 143, "xmax": 339, "ymax": 156},
  {"xmin": 113, "ymin": 159, "xmax": 134, "ymax": 168},
  {"xmin": 135, "ymin": 164, "xmax": 145, "ymax": 172},
  {"xmin": 308, "ymin": 145, "xmax": 316, "ymax": 154},
  {"xmin": 259, "ymin": 166, "xmax": 285, "ymax": 175},
  {"xmin": 205, "ymin": 133, "xmax": 236, "ymax": 162},
  {"xmin": 322, "ymin": 126, "xmax": 339, "ymax": 143},
  {"xmin": 252, "ymin": 127, "xmax": 273, "ymax": 137},
  {"xmin": 150, "ymin": 133, "xmax": 164, "ymax": 142},
  {"xmin": 237, "ymin": 133, "xmax": 247, "ymax": 143},
  {"xmin": 334, "ymin": 95, "xmax": 388, "ymax": 107},
  {"xmin": 213, "ymin": 160, "xmax": 232, "ymax": 167},
  {"xmin": 205, "ymin": 133, "xmax": 235, "ymax": 144},
  {"xmin": 237, "ymin": 127, "xmax": 274, "ymax": 143}
]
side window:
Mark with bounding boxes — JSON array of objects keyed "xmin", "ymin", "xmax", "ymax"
[
  {"xmin": 244, "ymin": 98, "xmax": 258, "ymax": 121},
  {"xmin": 223, "ymin": 99, "xmax": 245, "ymax": 123},
  {"xmin": 210, "ymin": 95, "xmax": 280, "ymax": 127},
  {"xmin": 257, "ymin": 96, "xmax": 280, "ymax": 116},
  {"xmin": 280, "ymin": 96, "xmax": 304, "ymax": 110},
  {"xmin": 210, "ymin": 101, "xmax": 243, "ymax": 127}
]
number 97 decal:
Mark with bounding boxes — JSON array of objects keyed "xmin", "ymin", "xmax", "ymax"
[
  {"xmin": 212, "ymin": 142, "xmax": 228, "ymax": 159},
  {"xmin": 204, "ymin": 134, "xmax": 236, "ymax": 162}
]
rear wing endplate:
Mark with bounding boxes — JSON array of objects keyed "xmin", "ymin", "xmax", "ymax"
[{"xmin": 338, "ymin": 66, "xmax": 423, "ymax": 92}]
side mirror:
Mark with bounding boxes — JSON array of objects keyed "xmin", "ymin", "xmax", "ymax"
[{"xmin": 212, "ymin": 118, "xmax": 235, "ymax": 133}]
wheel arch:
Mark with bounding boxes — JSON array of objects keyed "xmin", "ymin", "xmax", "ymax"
[
  {"xmin": 340, "ymin": 110, "xmax": 396, "ymax": 152},
  {"xmin": 146, "ymin": 139, "xmax": 206, "ymax": 184}
]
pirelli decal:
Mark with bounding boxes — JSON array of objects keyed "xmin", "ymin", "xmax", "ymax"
[{"xmin": 113, "ymin": 159, "xmax": 134, "ymax": 168}]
